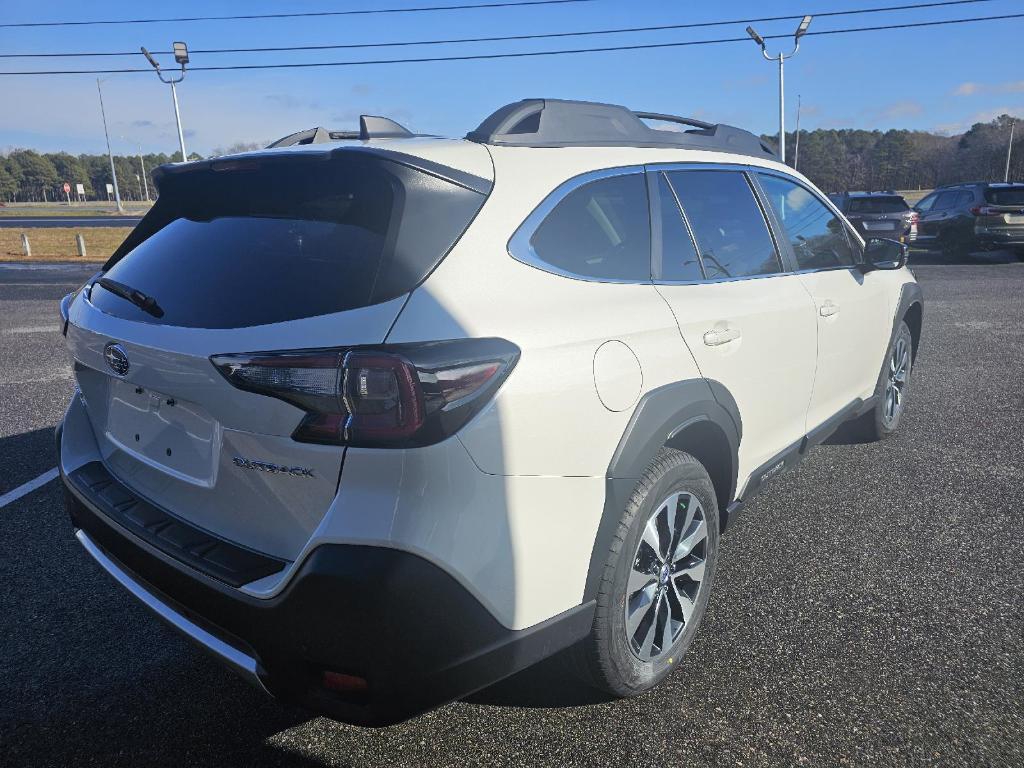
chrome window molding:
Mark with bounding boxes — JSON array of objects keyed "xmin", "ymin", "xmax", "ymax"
[{"xmin": 507, "ymin": 165, "xmax": 650, "ymax": 285}]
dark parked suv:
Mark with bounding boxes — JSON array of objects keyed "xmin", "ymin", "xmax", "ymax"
[
  {"xmin": 830, "ymin": 192, "xmax": 916, "ymax": 244},
  {"xmin": 913, "ymin": 182, "xmax": 1024, "ymax": 258}
]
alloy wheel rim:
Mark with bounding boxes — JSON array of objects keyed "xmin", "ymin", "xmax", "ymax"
[
  {"xmin": 884, "ymin": 335, "xmax": 910, "ymax": 425},
  {"xmin": 625, "ymin": 492, "xmax": 708, "ymax": 662}
]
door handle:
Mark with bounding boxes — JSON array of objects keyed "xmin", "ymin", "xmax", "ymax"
[
  {"xmin": 819, "ymin": 301, "xmax": 840, "ymax": 318},
  {"xmin": 703, "ymin": 327, "xmax": 741, "ymax": 346}
]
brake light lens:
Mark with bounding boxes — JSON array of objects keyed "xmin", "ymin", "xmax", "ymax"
[
  {"xmin": 211, "ymin": 339, "xmax": 519, "ymax": 448},
  {"xmin": 970, "ymin": 205, "xmax": 998, "ymax": 216}
]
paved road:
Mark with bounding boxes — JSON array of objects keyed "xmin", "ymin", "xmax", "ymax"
[
  {"xmin": 0, "ymin": 216, "xmax": 142, "ymax": 229},
  {"xmin": 2, "ymin": 261, "xmax": 1022, "ymax": 767}
]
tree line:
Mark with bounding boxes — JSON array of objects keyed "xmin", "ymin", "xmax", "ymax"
[
  {"xmin": 773, "ymin": 113, "xmax": 1021, "ymax": 193},
  {"xmin": 1, "ymin": 116, "xmax": 1019, "ymax": 203},
  {"xmin": 0, "ymin": 142, "xmax": 260, "ymax": 203}
]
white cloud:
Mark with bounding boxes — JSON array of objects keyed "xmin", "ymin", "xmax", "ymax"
[
  {"xmin": 878, "ymin": 100, "xmax": 924, "ymax": 119},
  {"xmin": 952, "ymin": 80, "xmax": 1024, "ymax": 97}
]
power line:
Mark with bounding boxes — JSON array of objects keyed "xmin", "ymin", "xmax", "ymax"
[
  {"xmin": 0, "ymin": 0, "xmax": 595, "ymax": 29},
  {"xmin": 1, "ymin": 12, "xmax": 1021, "ymax": 75},
  {"xmin": 0, "ymin": 0, "xmax": 1003, "ymax": 58}
]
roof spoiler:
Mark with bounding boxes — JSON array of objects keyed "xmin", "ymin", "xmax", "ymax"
[
  {"xmin": 266, "ymin": 115, "xmax": 414, "ymax": 148},
  {"xmin": 466, "ymin": 99, "xmax": 777, "ymax": 159}
]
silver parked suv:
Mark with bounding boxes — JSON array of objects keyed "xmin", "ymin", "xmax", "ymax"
[{"xmin": 59, "ymin": 99, "xmax": 923, "ymax": 725}]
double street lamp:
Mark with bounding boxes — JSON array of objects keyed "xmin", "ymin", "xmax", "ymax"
[
  {"xmin": 141, "ymin": 42, "xmax": 190, "ymax": 163},
  {"xmin": 746, "ymin": 16, "xmax": 812, "ymax": 164}
]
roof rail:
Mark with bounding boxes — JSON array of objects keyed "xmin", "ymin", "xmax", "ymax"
[
  {"xmin": 466, "ymin": 99, "xmax": 776, "ymax": 159},
  {"xmin": 266, "ymin": 115, "xmax": 414, "ymax": 148}
]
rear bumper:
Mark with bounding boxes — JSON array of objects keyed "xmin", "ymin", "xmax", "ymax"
[
  {"xmin": 61, "ymin": 442, "xmax": 594, "ymax": 726},
  {"xmin": 974, "ymin": 229, "xmax": 1024, "ymax": 248}
]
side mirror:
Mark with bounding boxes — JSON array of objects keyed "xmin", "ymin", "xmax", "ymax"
[{"xmin": 862, "ymin": 237, "xmax": 908, "ymax": 271}]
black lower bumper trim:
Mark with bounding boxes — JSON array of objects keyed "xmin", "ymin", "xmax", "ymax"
[
  {"xmin": 67, "ymin": 461, "xmax": 287, "ymax": 588},
  {"xmin": 63, "ymin": 469, "xmax": 595, "ymax": 726}
]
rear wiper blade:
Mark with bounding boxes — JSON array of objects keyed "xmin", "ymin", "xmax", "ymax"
[{"xmin": 96, "ymin": 278, "xmax": 164, "ymax": 318}]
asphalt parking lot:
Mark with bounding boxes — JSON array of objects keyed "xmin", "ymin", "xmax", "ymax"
[{"xmin": 2, "ymin": 254, "xmax": 1022, "ymax": 767}]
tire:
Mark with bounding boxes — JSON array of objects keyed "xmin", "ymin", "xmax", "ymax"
[
  {"xmin": 573, "ymin": 447, "xmax": 720, "ymax": 697},
  {"xmin": 847, "ymin": 320, "xmax": 914, "ymax": 441},
  {"xmin": 940, "ymin": 231, "xmax": 968, "ymax": 260}
]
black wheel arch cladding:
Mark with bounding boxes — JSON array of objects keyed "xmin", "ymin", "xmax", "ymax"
[{"xmin": 584, "ymin": 379, "xmax": 741, "ymax": 601}]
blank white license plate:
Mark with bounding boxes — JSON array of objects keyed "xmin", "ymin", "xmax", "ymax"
[
  {"xmin": 1007, "ymin": 214, "xmax": 1024, "ymax": 224},
  {"xmin": 864, "ymin": 221, "xmax": 896, "ymax": 231}
]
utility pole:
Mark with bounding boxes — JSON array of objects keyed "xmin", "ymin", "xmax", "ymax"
[
  {"xmin": 141, "ymin": 42, "xmax": 190, "ymax": 162},
  {"xmin": 794, "ymin": 94, "xmax": 802, "ymax": 171},
  {"xmin": 746, "ymin": 16, "xmax": 812, "ymax": 164},
  {"xmin": 1005, "ymin": 118, "xmax": 1015, "ymax": 183},
  {"xmin": 96, "ymin": 78, "xmax": 124, "ymax": 213}
]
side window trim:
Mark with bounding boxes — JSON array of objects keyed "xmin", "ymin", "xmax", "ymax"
[
  {"xmin": 644, "ymin": 168, "xmax": 707, "ymax": 283},
  {"xmin": 507, "ymin": 165, "xmax": 650, "ymax": 284},
  {"xmin": 749, "ymin": 169, "xmax": 862, "ymax": 274},
  {"xmin": 645, "ymin": 162, "xmax": 787, "ymax": 285}
]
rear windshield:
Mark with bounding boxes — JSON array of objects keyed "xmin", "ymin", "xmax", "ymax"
[
  {"xmin": 847, "ymin": 196, "xmax": 908, "ymax": 214},
  {"xmin": 91, "ymin": 153, "xmax": 486, "ymax": 328},
  {"xmin": 984, "ymin": 187, "xmax": 1024, "ymax": 206}
]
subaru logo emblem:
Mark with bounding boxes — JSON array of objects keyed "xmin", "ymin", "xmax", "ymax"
[{"xmin": 103, "ymin": 343, "xmax": 130, "ymax": 377}]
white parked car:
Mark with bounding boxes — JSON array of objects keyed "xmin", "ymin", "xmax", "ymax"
[{"xmin": 58, "ymin": 99, "xmax": 923, "ymax": 726}]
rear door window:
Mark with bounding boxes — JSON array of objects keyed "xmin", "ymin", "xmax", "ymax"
[
  {"xmin": 92, "ymin": 153, "xmax": 486, "ymax": 328},
  {"xmin": 666, "ymin": 170, "xmax": 781, "ymax": 279},
  {"xmin": 654, "ymin": 173, "xmax": 703, "ymax": 281},
  {"xmin": 527, "ymin": 172, "xmax": 651, "ymax": 281},
  {"xmin": 756, "ymin": 173, "xmax": 856, "ymax": 270},
  {"xmin": 932, "ymin": 191, "xmax": 961, "ymax": 211}
]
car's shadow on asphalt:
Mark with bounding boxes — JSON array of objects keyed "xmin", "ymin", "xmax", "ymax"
[
  {"xmin": 1, "ymin": 426, "xmax": 59, "ymax": 494},
  {"xmin": 907, "ymin": 246, "xmax": 1020, "ymax": 266},
  {"xmin": 466, "ymin": 647, "xmax": 615, "ymax": 708}
]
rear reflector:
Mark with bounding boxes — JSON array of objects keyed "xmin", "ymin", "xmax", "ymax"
[{"xmin": 322, "ymin": 671, "xmax": 369, "ymax": 694}]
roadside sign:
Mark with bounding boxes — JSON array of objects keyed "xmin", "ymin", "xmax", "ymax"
[
  {"xmin": 75, "ymin": 183, "xmax": 85, "ymax": 195},
  {"xmin": 63, "ymin": 182, "xmax": 71, "ymax": 194},
  {"xmin": 105, "ymin": 183, "xmax": 113, "ymax": 200}
]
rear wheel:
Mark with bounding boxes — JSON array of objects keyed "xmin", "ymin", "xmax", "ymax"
[
  {"xmin": 574, "ymin": 448, "xmax": 719, "ymax": 696},
  {"xmin": 848, "ymin": 320, "xmax": 914, "ymax": 441}
]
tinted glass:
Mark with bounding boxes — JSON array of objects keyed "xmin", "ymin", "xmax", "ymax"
[
  {"xmin": 530, "ymin": 173, "xmax": 650, "ymax": 281},
  {"xmin": 93, "ymin": 154, "xmax": 485, "ymax": 328},
  {"xmin": 933, "ymin": 191, "xmax": 961, "ymax": 211},
  {"xmin": 915, "ymin": 194, "xmax": 937, "ymax": 212},
  {"xmin": 666, "ymin": 170, "xmax": 780, "ymax": 279},
  {"xmin": 985, "ymin": 186, "xmax": 1024, "ymax": 205},
  {"xmin": 847, "ymin": 196, "xmax": 909, "ymax": 214},
  {"xmin": 955, "ymin": 191, "xmax": 974, "ymax": 207},
  {"xmin": 655, "ymin": 173, "xmax": 703, "ymax": 281},
  {"xmin": 757, "ymin": 173, "xmax": 855, "ymax": 270}
]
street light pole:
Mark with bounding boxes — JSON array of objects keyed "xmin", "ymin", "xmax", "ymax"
[
  {"xmin": 96, "ymin": 78, "xmax": 124, "ymax": 213},
  {"xmin": 141, "ymin": 42, "xmax": 190, "ymax": 162},
  {"xmin": 747, "ymin": 16, "xmax": 812, "ymax": 165},
  {"xmin": 794, "ymin": 94, "xmax": 802, "ymax": 171},
  {"xmin": 1005, "ymin": 118, "xmax": 1015, "ymax": 183}
]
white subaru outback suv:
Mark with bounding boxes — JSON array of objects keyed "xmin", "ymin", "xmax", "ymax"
[{"xmin": 58, "ymin": 99, "xmax": 922, "ymax": 726}]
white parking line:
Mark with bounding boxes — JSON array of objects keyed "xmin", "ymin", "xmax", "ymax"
[
  {"xmin": 3, "ymin": 325, "xmax": 59, "ymax": 334},
  {"xmin": 0, "ymin": 467, "xmax": 58, "ymax": 509}
]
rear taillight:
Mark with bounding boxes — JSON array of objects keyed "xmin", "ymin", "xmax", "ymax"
[
  {"xmin": 970, "ymin": 205, "xmax": 997, "ymax": 216},
  {"xmin": 909, "ymin": 211, "xmax": 919, "ymax": 225},
  {"xmin": 211, "ymin": 339, "xmax": 519, "ymax": 448}
]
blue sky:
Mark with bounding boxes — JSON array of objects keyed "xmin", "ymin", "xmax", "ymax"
[{"xmin": 1, "ymin": 0, "xmax": 1022, "ymax": 156}]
